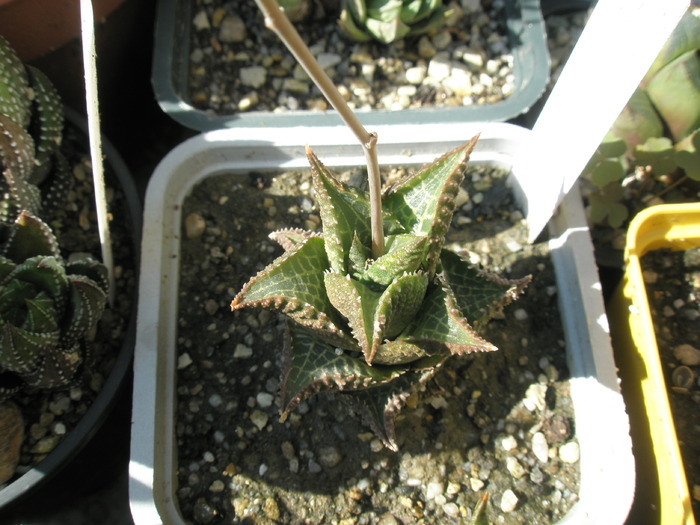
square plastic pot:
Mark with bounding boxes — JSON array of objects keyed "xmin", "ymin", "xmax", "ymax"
[
  {"xmin": 609, "ymin": 203, "xmax": 700, "ymax": 525},
  {"xmin": 129, "ymin": 122, "xmax": 633, "ymax": 524},
  {"xmin": 152, "ymin": 0, "xmax": 549, "ymax": 131}
]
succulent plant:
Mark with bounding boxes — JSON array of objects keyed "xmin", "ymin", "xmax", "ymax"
[
  {"xmin": 0, "ymin": 35, "xmax": 68, "ymax": 223},
  {"xmin": 0, "ymin": 211, "xmax": 108, "ymax": 392},
  {"xmin": 231, "ymin": 136, "xmax": 530, "ymax": 450},
  {"xmin": 583, "ymin": 8, "xmax": 700, "ymax": 226},
  {"xmin": 339, "ymin": 0, "xmax": 452, "ymax": 44}
]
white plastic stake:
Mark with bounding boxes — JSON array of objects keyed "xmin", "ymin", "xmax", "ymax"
[
  {"xmin": 517, "ymin": 0, "xmax": 690, "ymax": 243},
  {"xmin": 80, "ymin": 0, "xmax": 115, "ymax": 305}
]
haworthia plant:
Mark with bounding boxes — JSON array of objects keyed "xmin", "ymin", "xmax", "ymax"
[
  {"xmin": 232, "ymin": 136, "xmax": 530, "ymax": 450},
  {"xmin": 0, "ymin": 211, "xmax": 108, "ymax": 392},
  {"xmin": 0, "ymin": 35, "xmax": 68, "ymax": 224},
  {"xmin": 339, "ymin": 0, "xmax": 452, "ymax": 45}
]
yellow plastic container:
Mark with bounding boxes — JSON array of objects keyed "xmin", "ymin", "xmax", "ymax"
[{"xmin": 610, "ymin": 203, "xmax": 700, "ymax": 525}]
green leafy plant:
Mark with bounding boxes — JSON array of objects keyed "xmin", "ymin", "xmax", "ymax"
[
  {"xmin": 0, "ymin": 35, "xmax": 71, "ymax": 223},
  {"xmin": 339, "ymin": 0, "xmax": 452, "ymax": 44},
  {"xmin": 583, "ymin": 9, "xmax": 700, "ymax": 227},
  {"xmin": 0, "ymin": 35, "xmax": 109, "ymax": 395},
  {"xmin": 231, "ymin": 137, "xmax": 530, "ymax": 450},
  {"xmin": 0, "ymin": 211, "xmax": 108, "ymax": 392}
]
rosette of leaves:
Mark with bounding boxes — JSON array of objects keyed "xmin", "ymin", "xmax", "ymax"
[
  {"xmin": 231, "ymin": 136, "xmax": 530, "ymax": 450},
  {"xmin": 339, "ymin": 0, "xmax": 452, "ymax": 44},
  {"xmin": 0, "ymin": 35, "xmax": 69, "ymax": 223},
  {"xmin": 583, "ymin": 8, "xmax": 700, "ymax": 227},
  {"xmin": 0, "ymin": 211, "xmax": 108, "ymax": 393}
]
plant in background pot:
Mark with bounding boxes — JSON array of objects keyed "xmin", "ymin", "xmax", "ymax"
[
  {"xmin": 581, "ymin": 7, "xmax": 700, "ymax": 230},
  {"xmin": 0, "ymin": 34, "xmax": 139, "ymax": 509}
]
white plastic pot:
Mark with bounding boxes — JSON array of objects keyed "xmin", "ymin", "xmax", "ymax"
[{"xmin": 129, "ymin": 122, "xmax": 634, "ymax": 524}]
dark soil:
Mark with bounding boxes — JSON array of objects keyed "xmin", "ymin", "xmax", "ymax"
[
  {"xmin": 173, "ymin": 163, "xmax": 580, "ymax": 524},
  {"xmin": 641, "ymin": 246, "xmax": 700, "ymax": 519}
]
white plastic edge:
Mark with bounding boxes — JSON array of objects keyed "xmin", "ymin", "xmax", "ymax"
[{"xmin": 130, "ymin": 122, "xmax": 633, "ymax": 524}]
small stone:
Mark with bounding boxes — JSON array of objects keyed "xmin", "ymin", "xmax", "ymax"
[
  {"xmin": 318, "ymin": 446, "xmax": 342, "ymax": 468},
  {"xmin": 237, "ymin": 91, "xmax": 259, "ymax": 111},
  {"xmin": 425, "ymin": 481, "xmax": 444, "ymax": 500},
  {"xmin": 193, "ymin": 497, "xmax": 216, "ymax": 524},
  {"xmin": 282, "ymin": 78, "xmax": 310, "ymax": 94},
  {"xmin": 673, "ymin": 344, "xmax": 700, "ymax": 366},
  {"xmin": 418, "ymin": 36, "xmax": 437, "ymax": 58},
  {"xmin": 531, "ymin": 432, "xmax": 549, "ymax": 463},
  {"xmin": 500, "ymin": 435, "xmax": 517, "ymax": 452},
  {"xmin": 263, "ymin": 497, "xmax": 280, "ymax": 521},
  {"xmin": 316, "ymin": 53, "xmax": 342, "ymax": 70},
  {"xmin": 31, "ymin": 435, "xmax": 61, "ymax": 455},
  {"xmin": 249, "ymin": 410, "xmax": 268, "ymax": 431},
  {"xmin": 218, "ymin": 15, "xmax": 246, "ymax": 43},
  {"xmin": 523, "ymin": 383, "xmax": 547, "ymax": 412},
  {"xmin": 405, "ymin": 65, "xmax": 427, "ymax": 85},
  {"xmin": 233, "ymin": 344, "xmax": 253, "ymax": 359},
  {"xmin": 427, "ymin": 52, "xmax": 451, "ymax": 81},
  {"xmin": 506, "ymin": 457, "xmax": 527, "ymax": 479},
  {"xmin": 470, "ymin": 478, "xmax": 484, "ymax": 491},
  {"xmin": 514, "ymin": 308, "xmax": 528, "ymax": 321},
  {"xmin": 281, "ymin": 441, "xmax": 296, "ymax": 460},
  {"xmin": 192, "ymin": 10, "xmax": 210, "ymax": 31},
  {"xmin": 500, "ymin": 489, "xmax": 519, "ymax": 512},
  {"xmin": 209, "ymin": 479, "xmax": 225, "ymax": 492},
  {"xmin": 559, "ymin": 441, "xmax": 580, "ymax": 463},
  {"xmin": 185, "ymin": 213, "xmax": 206, "ymax": 239},
  {"xmin": 178, "ymin": 353, "xmax": 193, "ymax": 369},
  {"xmin": 693, "ymin": 484, "xmax": 700, "ymax": 502},
  {"xmin": 240, "ymin": 66, "xmax": 267, "ymax": 89},
  {"xmin": 308, "ymin": 459, "xmax": 322, "ymax": 473},
  {"xmin": 256, "ymin": 392, "xmax": 274, "ymax": 408},
  {"xmin": 443, "ymin": 502, "xmax": 460, "ymax": 518}
]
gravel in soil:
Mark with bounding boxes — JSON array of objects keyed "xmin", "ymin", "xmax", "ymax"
[
  {"xmin": 187, "ymin": 0, "xmax": 515, "ymax": 116},
  {"xmin": 641, "ymin": 247, "xmax": 700, "ymax": 518},
  {"xmin": 175, "ymin": 162, "xmax": 580, "ymax": 524}
]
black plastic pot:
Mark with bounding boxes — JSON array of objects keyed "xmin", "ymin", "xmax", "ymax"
[{"xmin": 0, "ymin": 107, "xmax": 141, "ymax": 512}]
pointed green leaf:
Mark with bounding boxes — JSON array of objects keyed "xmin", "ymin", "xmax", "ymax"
[
  {"xmin": 231, "ymin": 237, "xmax": 353, "ymax": 347},
  {"xmin": 269, "ymin": 228, "xmax": 321, "ymax": 252},
  {"xmin": 2, "ymin": 211, "xmax": 60, "ymax": 262},
  {"xmin": 439, "ymin": 249, "xmax": 530, "ymax": 326},
  {"xmin": 280, "ymin": 323, "xmax": 408, "ymax": 420},
  {"xmin": 400, "ymin": 279, "xmax": 497, "ymax": 355},
  {"xmin": 363, "ymin": 234, "xmax": 426, "ymax": 286},
  {"xmin": 383, "ymin": 136, "xmax": 478, "ymax": 274},
  {"xmin": 0, "ymin": 35, "xmax": 31, "ymax": 129},
  {"xmin": 324, "ymin": 271, "xmax": 380, "ymax": 359},
  {"xmin": 348, "ymin": 231, "xmax": 370, "ymax": 277},
  {"xmin": 377, "ymin": 271, "xmax": 429, "ymax": 341},
  {"xmin": 26, "ymin": 66, "xmax": 63, "ymax": 185},
  {"xmin": 307, "ymin": 146, "xmax": 372, "ymax": 273}
]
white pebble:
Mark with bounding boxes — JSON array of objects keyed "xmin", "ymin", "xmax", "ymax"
[
  {"xmin": 531, "ymin": 432, "xmax": 549, "ymax": 463},
  {"xmin": 256, "ymin": 392, "xmax": 275, "ymax": 408},
  {"xmin": 559, "ymin": 441, "xmax": 580, "ymax": 463},
  {"xmin": 514, "ymin": 308, "xmax": 528, "ymax": 321},
  {"xmin": 501, "ymin": 435, "xmax": 517, "ymax": 451},
  {"xmin": 501, "ymin": 489, "xmax": 519, "ymax": 512}
]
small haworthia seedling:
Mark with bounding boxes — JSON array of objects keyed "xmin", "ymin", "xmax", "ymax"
[{"xmin": 232, "ymin": 136, "xmax": 530, "ymax": 450}]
